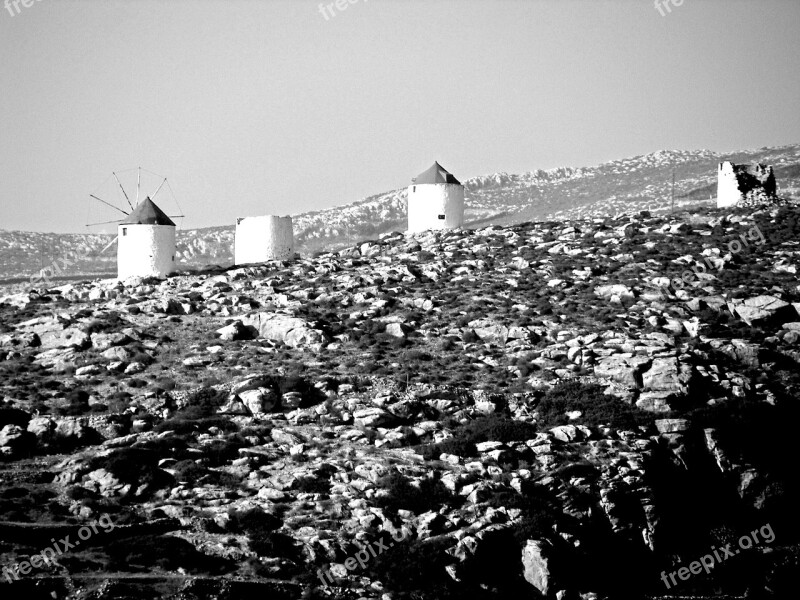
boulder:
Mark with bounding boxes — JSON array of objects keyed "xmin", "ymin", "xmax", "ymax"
[
  {"xmin": 468, "ymin": 319, "xmax": 509, "ymax": 344},
  {"xmin": 641, "ymin": 357, "xmax": 692, "ymax": 394},
  {"xmin": 239, "ymin": 388, "xmax": 280, "ymax": 414},
  {"xmin": 593, "ymin": 355, "xmax": 651, "ymax": 388},
  {"xmin": 594, "ymin": 284, "xmax": 634, "ymax": 302},
  {"xmin": 216, "ymin": 320, "xmax": 253, "ymax": 342},
  {"xmin": 218, "ymin": 396, "xmax": 251, "ymax": 416},
  {"xmin": 54, "ymin": 418, "xmax": 97, "ymax": 448},
  {"xmin": 90, "ymin": 332, "xmax": 132, "ymax": 351},
  {"xmin": 385, "ymin": 322, "xmax": 409, "ymax": 338},
  {"xmin": 27, "ymin": 417, "xmax": 57, "ymax": 444},
  {"xmin": 40, "ymin": 328, "xmax": 91, "ymax": 350},
  {"xmin": 241, "ymin": 312, "xmax": 328, "ymax": 348},
  {"xmin": 728, "ymin": 295, "xmax": 796, "ymax": 327},
  {"xmin": 655, "ymin": 418, "xmax": 689, "ymax": 434},
  {"xmin": 635, "ymin": 391, "xmax": 674, "ymax": 413},
  {"xmin": 0, "ymin": 424, "xmax": 34, "ymax": 453},
  {"xmin": 522, "ymin": 540, "xmax": 552, "ymax": 596}
]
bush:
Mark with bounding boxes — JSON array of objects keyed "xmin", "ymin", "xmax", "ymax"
[
  {"xmin": 227, "ymin": 508, "xmax": 282, "ymax": 536},
  {"xmin": 154, "ymin": 387, "xmax": 234, "ymax": 434},
  {"xmin": 89, "ymin": 447, "xmax": 172, "ymax": 492},
  {"xmin": 364, "ymin": 536, "xmax": 463, "ymax": 599},
  {"xmin": 375, "ymin": 471, "xmax": 456, "ymax": 514},
  {"xmin": 536, "ymin": 381, "xmax": 654, "ymax": 430},
  {"xmin": 106, "ymin": 534, "xmax": 233, "ymax": 574},
  {"xmin": 421, "ymin": 414, "xmax": 538, "ymax": 459},
  {"xmin": 0, "ymin": 407, "xmax": 30, "ymax": 428}
]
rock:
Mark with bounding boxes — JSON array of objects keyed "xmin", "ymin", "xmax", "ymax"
[
  {"xmin": 27, "ymin": 417, "xmax": 56, "ymax": 444},
  {"xmin": 257, "ymin": 487, "xmax": 286, "ymax": 501},
  {"xmin": 241, "ymin": 312, "xmax": 328, "ymax": 348},
  {"xmin": 385, "ymin": 322, "xmax": 409, "ymax": 338},
  {"xmin": 0, "ymin": 424, "xmax": 33, "ymax": 453},
  {"xmin": 239, "ymin": 388, "xmax": 280, "ymax": 414},
  {"xmin": 468, "ymin": 319, "xmax": 509, "ymax": 344},
  {"xmin": 728, "ymin": 295, "xmax": 795, "ymax": 327},
  {"xmin": 90, "ymin": 332, "xmax": 132, "ymax": 351},
  {"xmin": 271, "ymin": 428, "xmax": 303, "ymax": 446},
  {"xmin": 86, "ymin": 468, "xmax": 123, "ymax": 495},
  {"xmin": 721, "ymin": 339, "xmax": 761, "ymax": 368},
  {"xmin": 655, "ymin": 418, "xmax": 689, "ymax": 434},
  {"xmin": 593, "ymin": 355, "xmax": 650, "ymax": 388},
  {"xmin": 54, "ymin": 419, "xmax": 96, "ymax": 447},
  {"xmin": 40, "ymin": 328, "xmax": 91, "ymax": 350},
  {"xmin": 102, "ymin": 346, "xmax": 134, "ymax": 362},
  {"xmin": 158, "ymin": 298, "xmax": 189, "ymax": 315},
  {"xmin": 522, "ymin": 539, "xmax": 552, "ymax": 596},
  {"xmin": 75, "ymin": 364, "xmax": 102, "ymax": 377},
  {"xmin": 0, "ymin": 332, "xmax": 40, "ymax": 348},
  {"xmin": 281, "ymin": 392, "xmax": 303, "ymax": 410},
  {"xmin": 182, "ymin": 355, "xmax": 211, "ymax": 367},
  {"xmin": 218, "ymin": 396, "xmax": 251, "ymax": 415},
  {"xmin": 353, "ymin": 407, "xmax": 395, "ymax": 428},
  {"xmin": 635, "ymin": 391, "xmax": 674, "ymax": 413},
  {"xmin": 594, "ymin": 284, "xmax": 634, "ymax": 302},
  {"xmin": 550, "ymin": 424, "xmax": 589, "ymax": 442},
  {"xmin": 216, "ymin": 320, "xmax": 253, "ymax": 341},
  {"xmin": 642, "ymin": 357, "xmax": 692, "ymax": 394}
]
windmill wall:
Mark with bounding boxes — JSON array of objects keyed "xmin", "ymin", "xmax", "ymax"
[
  {"xmin": 407, "ymin": 183, "xmax": 465, "ymax": 233},
  {"xmin": 235, "ymin": 215, "xmax": 294, "ymax": 264},
  {"xmin": 717, "ymin": 161, "xmax": 778, "ymax": 208},
  {"xmin": 117, "ymin": 224, "xmax": 176, "ymax": 279}
]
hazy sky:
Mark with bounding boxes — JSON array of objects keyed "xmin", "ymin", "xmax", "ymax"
[{"xmin": 1, "ymin": 0, "xmax": 798, "ymax": 233}]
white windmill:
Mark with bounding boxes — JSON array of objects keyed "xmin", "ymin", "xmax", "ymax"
[{"xmin": 87, "ymin": 168, "xmax": 184, "ymax": 279}]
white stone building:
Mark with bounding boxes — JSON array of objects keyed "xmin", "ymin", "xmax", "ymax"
[
  {"xmin": 117, "ymin": 197, "xmax": 176, "ymax": 280},
  {"xmin": 235, "ymin": 215, "xmax": 294, "ymax": 265},
  {"xmin": 407, "ymin": 162, "xmax": 465, "ymax": 233}
]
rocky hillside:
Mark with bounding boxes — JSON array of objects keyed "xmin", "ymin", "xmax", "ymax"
[
  {"xmin": 0, "ymin": 202, "xmax": 798, "ymax": 599},
  {"xmin": 2, "ymin": 145, "xmax": 799, "ymax": 283}
]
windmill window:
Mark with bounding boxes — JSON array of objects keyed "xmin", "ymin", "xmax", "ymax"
[
  {"xmin": 412, "ymin": 186, "xmax": 416, "ymax": 192},
  {"xmin": 437, "ymin": 214, "xmax": 446, "ymax": 220},
  {"xmin": 122, "ymin": 228, "xmax": 127, "ymax": 236}
]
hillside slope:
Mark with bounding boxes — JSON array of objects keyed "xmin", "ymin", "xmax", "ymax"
[
  {"xmin": 2, "ymin": 145, "xmax": 798, "ymax": 284},
  {"xmin": 0, "ymin": 203, "xmax": 799, "ymax": 598}
]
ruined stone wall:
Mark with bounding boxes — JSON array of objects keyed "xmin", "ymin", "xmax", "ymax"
[{"xmin": 717, "ymin": 161, "xmax": 777, "ymax": 208}]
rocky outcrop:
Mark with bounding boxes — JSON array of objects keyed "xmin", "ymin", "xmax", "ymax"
[{"xmin": 241, "ymin": 312, "xmax": 328, "ymax": 348}]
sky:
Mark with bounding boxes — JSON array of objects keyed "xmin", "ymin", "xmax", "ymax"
[{"xmin": 1, "ymin": 0, "xmax": 799, "ymax": 233}]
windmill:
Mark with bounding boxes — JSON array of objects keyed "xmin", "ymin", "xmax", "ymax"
[{"xmin": 87, "ymin": 168, "xmax": 185, "ymax": 279}]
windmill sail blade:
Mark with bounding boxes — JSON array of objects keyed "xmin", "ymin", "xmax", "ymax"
[
  {"xmin": 86, "ymin": 218, "xmax": 126, "ymax": 226},
  {"xmin": 90, "ymin": 195, "xmax": 130, "ymax": 216},
  {"xmin": 150, "ymin": 178, "xmax": 167, "ymax": 201},
  {"xmin": 113, "ymin": 172, "xmax": 134, "ymax": 211},
  {"xmin": 100, "ymin": 236, "xmax": 118, "ymax": 254}
]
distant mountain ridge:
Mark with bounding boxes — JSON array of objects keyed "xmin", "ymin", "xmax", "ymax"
[{"xmin": 1, "ymin": 144, "xmax": 798, "ymax": 283}]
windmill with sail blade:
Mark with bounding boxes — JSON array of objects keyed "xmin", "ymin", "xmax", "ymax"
[{"xmin": 87, "ymin": 168, "xmax": 184, "ymax": 279}]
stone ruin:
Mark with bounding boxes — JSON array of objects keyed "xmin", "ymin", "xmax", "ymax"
[{"xmin": 717, "ymin": 161, "xmax": 778, "ymax": 208}]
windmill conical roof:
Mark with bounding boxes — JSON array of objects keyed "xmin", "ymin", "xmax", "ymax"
[
  {"xmin": 413, "ymin": 162, "xmax": 461, "ymax": 185},
  {"xmin": 120, "ymin": 197, "xmax": 175, "ymax": 226}
]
